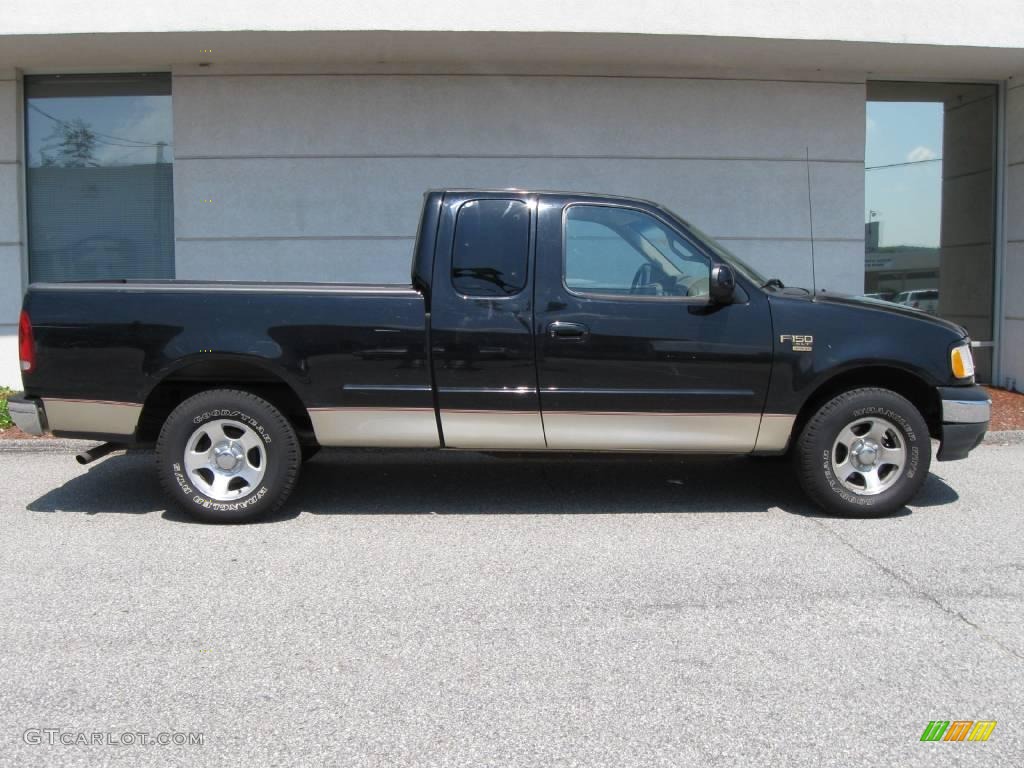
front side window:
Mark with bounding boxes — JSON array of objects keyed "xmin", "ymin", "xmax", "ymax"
[
  {"xmin": 451, "ymin": 199, "xmax": 529, "ymax": 297},
  {"xmin": 25, "ymin": 73, "xmax": 174, "ymax": 282},
  {"xmin": 564, "ymin": 205, "xmax": 711, "ymax": 298}
]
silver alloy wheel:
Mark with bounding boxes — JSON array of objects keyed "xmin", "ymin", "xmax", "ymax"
[
  {"xmin": 184, "ymin": 419, "xmax": 267, "ymax": 501},
  {"xmin": 831, "ymin": 415, "xmax": 906, "ymax": 496}
]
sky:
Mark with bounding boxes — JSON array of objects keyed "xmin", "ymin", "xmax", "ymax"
[{"xmin": 864, "ymin": 101, "xmax": 944, "ymax": 249}]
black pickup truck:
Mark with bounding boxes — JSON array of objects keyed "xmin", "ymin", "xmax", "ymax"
[{"xmin": 10, "ymin": 189, "xmax": 989, "ymax": 522}]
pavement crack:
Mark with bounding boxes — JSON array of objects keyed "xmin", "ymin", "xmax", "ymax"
[{"xmin": 805, "ymin": 516, "xmax": 1024, "ymax": 664}]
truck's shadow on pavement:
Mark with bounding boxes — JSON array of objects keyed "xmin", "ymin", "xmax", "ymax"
[{"xmin": 26, "ymin": 448, "xmax": 960, "ymax": 523}]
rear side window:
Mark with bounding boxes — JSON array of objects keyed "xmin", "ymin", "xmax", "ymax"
[{"xmin": 451, "ymin": 199, "xmax": 529, "ymax": 297}]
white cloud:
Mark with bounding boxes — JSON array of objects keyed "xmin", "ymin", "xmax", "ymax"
[{"xmin": 906, "ymin": 145, "xmax": 937, "ymax": 163}]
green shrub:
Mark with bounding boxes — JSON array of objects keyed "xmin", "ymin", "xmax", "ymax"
[{"xmin": 0, "ymin": 387, "xmax": 12, "ymax": 430}]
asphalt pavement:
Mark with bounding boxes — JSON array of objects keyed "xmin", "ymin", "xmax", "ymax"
[{"xmin": 0, "ymin": 439, "xmax": 1021, "ymax": 767}]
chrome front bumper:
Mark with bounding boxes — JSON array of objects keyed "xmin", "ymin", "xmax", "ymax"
[
  {"xmin": 7, "ymin": 395, "xmax": 48, "ymax": 436},
  {"xmin": 936, "ymin": 385, "xmax": 990, "ymax": 461},
  {"xmin": 940, "ymin": 394, "xmax": 991, "ymax": 424}
]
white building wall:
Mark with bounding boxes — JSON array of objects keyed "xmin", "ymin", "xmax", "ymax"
[
  {"xmin": 0, "ymin": 69, "xmax": 24, "ymax": 389},
  {"xmin": 1003, "ymin": 76, "xmax": 1024, "ymax": 391},
  {"xmin": 172, "ymin": 71, "xmax": 866, "ymax": 293}
]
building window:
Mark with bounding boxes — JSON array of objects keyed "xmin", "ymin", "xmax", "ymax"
[
  {"xmin": 25, "ymin": 73, "xmax": 174, "ymax": 283},
  {"xmin": 451, "ymin": 199, "xmax": 530, "ymax": 296},
  {"xmin": 865, "ymin": 81, "xmax": 997, "ymax": 380}
]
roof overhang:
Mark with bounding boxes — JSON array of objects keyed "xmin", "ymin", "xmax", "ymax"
[{"xmin": 1, "ymin": 30, "xmax": 1022, "ymax": 81}]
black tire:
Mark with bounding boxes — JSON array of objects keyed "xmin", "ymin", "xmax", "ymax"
[
  {"xmin": 796, "ymin": 387, "xmax": 931, "ymax": 517},
  {"xmin": 156, "ymin": 389, "xmax": 301, "ymax": 523}
]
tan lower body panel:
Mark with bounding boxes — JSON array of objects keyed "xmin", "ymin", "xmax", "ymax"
[
  {"xmin": 308, "ymin": 407, "xmax": 440, "ymax": 448},
  {"xmin": 441, "ymin": 410, "xmax": 546, "ymax": 449},
  {"xmin": 542, "ymin": 411, "xmax": 762, "ymax": 452},
  {"xmin": 307, "ymin": 406, "xmax": 794, "ymax": 453},
  {"xmin": 43, "ymin": 398, "xmax": 143, "ymax": 436},
  {"xmin": 754, "ymin": 414, "xmax": 797, "ymax": 452}
]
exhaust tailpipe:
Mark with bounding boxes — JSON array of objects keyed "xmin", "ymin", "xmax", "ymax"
[{"xmin": 76, "ymin": 442, "xmax": 123, "ymax": 466}]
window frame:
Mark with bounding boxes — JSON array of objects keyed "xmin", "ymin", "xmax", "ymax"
[
  {"xmin": 449, "ymin": 197, "xmax": 531, "ymax": 300},
  {"xmin": 560, "ymin": 201, "xmax": 715, "ymax": 304}
]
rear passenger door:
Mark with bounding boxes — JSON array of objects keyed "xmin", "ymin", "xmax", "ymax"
[{"xmin": 428, "ymin": 191, "xmax": 545, "ymax": 449}]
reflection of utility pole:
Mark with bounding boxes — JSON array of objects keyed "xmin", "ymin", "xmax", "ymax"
[{"xmin": 155, "ymin": 141, "xmax": 166, "ymax": 164}]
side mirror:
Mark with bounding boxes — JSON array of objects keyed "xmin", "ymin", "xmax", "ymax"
[{"xmin": 709, "ymin": 264, "xmax": 735, "ymax": 304}]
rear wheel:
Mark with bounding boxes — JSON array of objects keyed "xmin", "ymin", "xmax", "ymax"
[
  {"xmin": 796, "ymin": 387, "xmax": 931, "ymax": 517},
  {"xmin": 156, "ymin": 389, "xmax": 301, "ymax": 523}
]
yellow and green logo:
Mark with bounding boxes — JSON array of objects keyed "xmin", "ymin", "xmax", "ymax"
[{"xmin": 920, "ymin": 720, "xmax": 996, "ymax": 742}]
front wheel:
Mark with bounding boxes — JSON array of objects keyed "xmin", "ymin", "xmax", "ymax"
[
  {"xmin": 156, "ymin": 389, "xmax": 301, "ymax": 523},
  {"xmin": 796, "ymin": 387, "xmax": 931, "ymax": 517}
]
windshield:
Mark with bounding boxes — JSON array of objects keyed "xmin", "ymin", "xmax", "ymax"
[{"xmin": 657, "ymin": 207, "xmax": 768, "ymax": 286}]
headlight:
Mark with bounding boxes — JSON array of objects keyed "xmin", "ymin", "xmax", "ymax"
[{"xmin": 950, "ymin": 342, "xmax": 975, "ymax": 379}]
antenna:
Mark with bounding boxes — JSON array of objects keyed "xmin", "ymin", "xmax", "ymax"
[{"xmin": 805, "ymin": 146, "xmax": 818, "ymax": 296}]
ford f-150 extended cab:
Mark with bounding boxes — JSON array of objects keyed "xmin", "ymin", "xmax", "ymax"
[{"xmin": 10, "ymin": 189, "xmax": 990, "ymax": 522}]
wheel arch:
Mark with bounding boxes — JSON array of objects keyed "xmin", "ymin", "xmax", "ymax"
[
  {"xmin": 790, "ymin": 365, "xmax": 942, "ymax": 447},
  {"xmin": 137, "ymin": 354, "xmax": 315, "ymax": 445}
]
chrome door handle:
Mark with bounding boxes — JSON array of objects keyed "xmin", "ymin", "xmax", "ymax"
[{"xmin": 547, "ymin": 321, "xmax": 590, "ymax": 341}]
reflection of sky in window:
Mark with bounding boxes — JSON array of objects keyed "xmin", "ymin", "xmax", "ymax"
[
  {"xmin": 865, "ymin": 101, "xmax": 943, "ymax": 248},
  {"xmin": 26, "ymin": 95, "xmax": 173, "ymax": 168}
]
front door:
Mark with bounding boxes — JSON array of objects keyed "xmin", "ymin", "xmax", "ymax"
[{"xmin": 534, "ymin": 196, "xmax": 773, "ymax": 451}]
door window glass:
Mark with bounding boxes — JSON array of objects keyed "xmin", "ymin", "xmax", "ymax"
[
  {"xmin": 564, "ymin": 205, "xmax": 710, "ymax": 298},
  {"xmin": 451, "ymin": 199, "xmax": 529, "ymax": 297}
]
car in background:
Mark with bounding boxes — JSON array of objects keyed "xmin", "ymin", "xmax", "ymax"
[
  {"xmin": 893, "ymin": 289, "xmax": 939, "ymax": 314},
  {"xmin": 863, "ymin": 291, "xmax": 897, "ymax": 302}
]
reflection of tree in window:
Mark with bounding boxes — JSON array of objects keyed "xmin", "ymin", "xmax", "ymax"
[{"xmin": 39, "ymin": 118, "xmax": 99, "ymax": 168}]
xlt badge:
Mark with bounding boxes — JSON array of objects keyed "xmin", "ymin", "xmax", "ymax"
[{"xmin": 780, "ymin": 334, "xmax": 814, "ymax": 352}]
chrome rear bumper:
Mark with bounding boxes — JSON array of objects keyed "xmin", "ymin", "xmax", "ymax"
[{"xmin": 7, "ymin": 395, "xmax": 48, "ymax": 436}]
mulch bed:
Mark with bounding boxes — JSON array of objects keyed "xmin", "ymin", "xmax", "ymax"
[
  {"xmin": 984, "ymin": 386, "xmax": 1024, "ymax": 432},
  {"xmin": 3, "ymin": 387, "xmax": 1024, "ymax": 440}
]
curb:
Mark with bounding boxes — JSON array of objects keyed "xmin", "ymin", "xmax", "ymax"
[
  {"xmin": 0, "ymin": 438, "xmax": 157, "ymax": 454},
  {"xmin": 982, "ymin": 429, "xmax": 1024, "ymax": 446}
]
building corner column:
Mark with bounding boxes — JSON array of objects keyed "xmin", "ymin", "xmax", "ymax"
[
  {"xmin": 1000, "ymin": 75, "xmax": 1024, "ymax": 391},
  {"xmin": 0, "ymin": 68, "xmax": 26, "ymax": 388}
]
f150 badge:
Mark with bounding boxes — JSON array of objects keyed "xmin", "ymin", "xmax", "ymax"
[{"xmin": 780, "ymin": 334, "xmax": 814, "ymax": 352}]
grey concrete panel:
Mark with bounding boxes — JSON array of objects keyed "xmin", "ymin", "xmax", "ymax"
[
  {"xmin": 175, "ymin": 156, "xmax": 863, "ymax": 242},
  {"xmin": 1008, "ymin": 85, "xmax": 1024, "ymax": 166},
  {"xmin": 1007, "ymin": 164, "xmax": 1024, "ymax": 243},
  {"xmin": 175, "ymin": 237, "xmax": 415, "ymax": 284},
  {"xmin": 0, "ymin": 80, "xmax": 16, "ymax": 164},
  {"xmin": 0, "ymin": 164, "xmax": 20, "ymax": 243},
  {"xmin": 937, "ymin": 244, "xmax": 994, "ymax": 321},
  {"xmin": 806, "ymin": 239, "xmax": 866, "ymax": 296},
  {"xmin": 940, "ymin": 170, "xmax": 994, "ymax": 247},
  {"xmin": 0, "ymin": 325, "xmax": 18, "ymax": 389},
  {"xmin": 942, "ymin": 95, "xmax": 995, "ymax": 180},
  {"xmin": 172, "ymin": 75, "xmax": 865, "ymax": 162},
  {"xmin": 1003, "ymin": 242, "xmax": 1024, "ymax": 321},
  {"xmin": 0, "ymin": 246, "xmax": 23, "ymax": 323},
  {"xmin": 809, "ymin": 160, "xmax": 864, "ymax": 241},
  {"xmin": 1001, "ymin": 317, "xmax": 1024, "ymax": 389}
]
